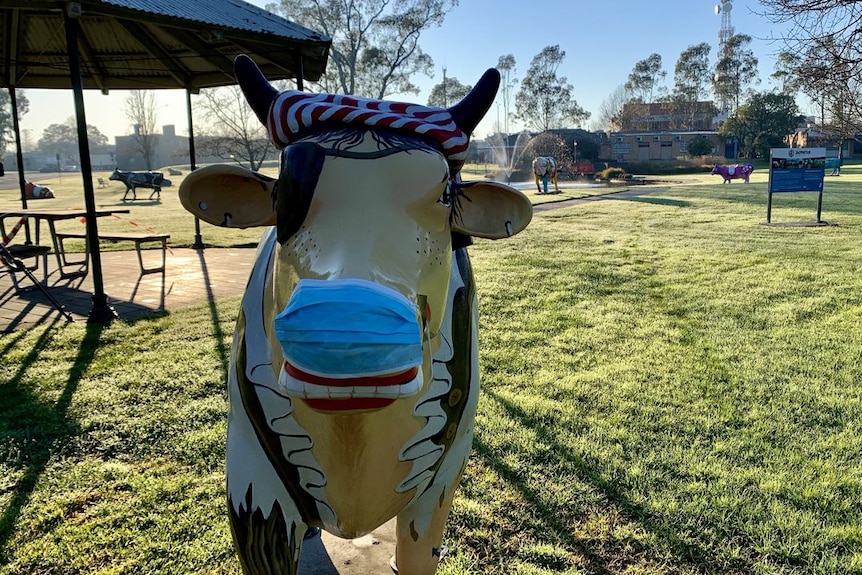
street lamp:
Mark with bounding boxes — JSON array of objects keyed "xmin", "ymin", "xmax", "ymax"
[{"xmin": 572, "ymin": 141, "xmax": 578, "ymax": 176}]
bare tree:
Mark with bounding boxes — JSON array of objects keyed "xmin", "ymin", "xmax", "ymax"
[
  {"xmin": 757, "ymin": 0, "xmax": 862, "ymax": 137},
  {"xmin": 124, "ymin": 90, "xmax": 159, "ymax": 170},
  {"xmin": 272, "ymin": 0, "xmax": 456, "ymax": 99},
  {"xmin": 595, "ymin": 84, "xmax": 631, "ymax": 131},
  {"xmin": 757, "ymin": 0, "xmax": 862, "ymax": 70},
  {"xmin": 196, "ymin": 85, "xmax": 275, "ymax": 171}
]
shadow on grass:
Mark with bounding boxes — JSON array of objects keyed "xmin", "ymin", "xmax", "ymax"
[
  {"xmin": 0, "ymin": 322, "xmax": 105, "ymax": 562},
  {"xmin": 478, "ymin": 389, "xmax": 755, "ymax": 574},
  {"xmin": 618, "ymin": 196, "xmax": 690, "ymax": 208},
  {"xmin": 196, "ymin": 249, "xmax": 230, "ymax": 377}
]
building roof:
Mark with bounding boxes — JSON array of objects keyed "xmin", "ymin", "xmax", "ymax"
[{"xmin": 0, "ymin": 0, "xmax": 331, "ymax": 91}]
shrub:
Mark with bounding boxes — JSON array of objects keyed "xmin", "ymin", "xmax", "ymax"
[
  {"xmin": 687, "ymin": 138, "xmax": 714, "ymax": 157},
  {"xmin": 597, "ymin": 166, "xmax": 626, "ymax": 180}
]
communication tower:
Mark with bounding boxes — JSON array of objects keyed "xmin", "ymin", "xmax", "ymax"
[
  {"xmin": 714, "ymin": 1, "xmax": 734, "ymax": 113},
  {"xmin": 715, "ymin": 1, "xmax": 734, "ymax": 49}
]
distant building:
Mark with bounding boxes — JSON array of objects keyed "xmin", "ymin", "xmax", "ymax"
[
  {"xmin": 598, "ymin": 131, "xmax": 727, "ymax": 162},
  {"xmin": 787, "ymin": 125, "xmax": 862, "ymax": 160},
  {"xmin": 614, "ymin": 101, "xmax": 719, "ymax": 132},
  {"xmin": 114, "ymin": 124, "xmax": 190, "ymax": 170}
]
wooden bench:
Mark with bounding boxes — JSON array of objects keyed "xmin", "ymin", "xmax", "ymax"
[{"xmin": 54, "ymin": 231, "xmax": 170, "ymax": 274}]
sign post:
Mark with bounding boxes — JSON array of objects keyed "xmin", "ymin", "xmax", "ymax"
[{"xmin": 766, "ymin": 147, "xmax": 827, "ymax": 224}]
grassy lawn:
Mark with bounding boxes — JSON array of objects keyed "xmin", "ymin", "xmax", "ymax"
[{"xmin": 2, "ymin": 164, "xmax": 861, "ymax": 574}]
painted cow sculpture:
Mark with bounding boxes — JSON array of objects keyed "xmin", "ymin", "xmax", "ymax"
[
  {"xmin": 711, "ymin": 163, "xmax": 754, "ymax": 183},
  {"xmin": 179, "ymin": 55, "xmax": 532, "ymax": 574},
  {"xmin": 109, "ymin": 168, "xmax": 170, "ymax": 200},
  {"xmin": 532, "ymin": 156, "xmax": 559, "ymax": 194},
  {"xmin": 24, "ymin": 181, "xmax": 54, "ymax": 199}
]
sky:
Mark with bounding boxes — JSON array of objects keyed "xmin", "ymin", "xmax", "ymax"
[{"xmin": 18, "ymin": 0, "xmax": 799, "ymax": 149}]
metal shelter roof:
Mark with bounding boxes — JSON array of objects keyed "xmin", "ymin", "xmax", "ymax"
[{"xmin": 0, "ymin": 0, "xmax": 331, "ymax": 92}]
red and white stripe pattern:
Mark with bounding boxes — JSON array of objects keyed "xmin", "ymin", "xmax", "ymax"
[
  {"xmin": 1, "ymin": 217, "xmax": 27, "ymax": 246},
  {"xmin": 267, "ymin": 91, "xmax": 469, "ymax": 171}
]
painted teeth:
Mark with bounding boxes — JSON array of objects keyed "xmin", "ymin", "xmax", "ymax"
[{"xmin": 278, "ymin": 367, "xmax": 422, "ymax": 400}]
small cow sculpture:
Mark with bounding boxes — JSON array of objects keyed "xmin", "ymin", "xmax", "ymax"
[
  {"xmin": 109, "ymin": 168, "xmax": 170, "ymax": 200},
  {"xmin": 532, "ymin": 156, "xmax": 559, "ymax": 194},
  {"xmin": 179, "ymin": 55, "xmax": 532, "ymax": 574},
  {"xmin": 24, "ymin": 181, "xmax": 54, "ymax": 199},
  {"xmin": 711, "ymin": 163, "xmax": 754, "ymax": 183}
]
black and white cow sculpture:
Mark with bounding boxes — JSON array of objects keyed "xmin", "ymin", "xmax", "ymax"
[
  {"xmin": 179, "ymin": 55, "xmax": 532, "ymax": 575},
  {"xmin": 109, "ymin": 168, "xmax": 170, "ymax": 200}
]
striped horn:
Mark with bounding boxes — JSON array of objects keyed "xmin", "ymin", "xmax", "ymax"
[
  {"xmin": 447, "ymin": 68, "xmax": 501, "ymax": 136},
  {"xmin": 235, "ymin": 54, "xmax": 279, "ymax": 125}
]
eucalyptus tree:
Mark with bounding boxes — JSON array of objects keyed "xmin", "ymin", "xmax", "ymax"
[
  {"xmin": 719, "ymin": 91, "xmax": 803, "ymax": 158},
  {"xmin": 668, "ymin": 43, "xmax": 715, "ymax": 130},
  {"xmin": 37, "ymin": 118, "xmax": 107, "ymax": 165},
  {"xmin": 0, "ymin": 90, "xmax": 28, "ymax": 155},
  {"xmin": 713, "ymin": 33, "xmax": 759, "ymax": 113},
  {"xmin": 496, "ymin": 54, "xmax": 517, "ymax": 135},
  {"xmin": 426, "ymin": 74, "xmax": 471, "ymax": 107},
  {"xmin": 625, "ymin": 53, "xmax": 666, "ymax": 104},
  {"xmin": 272, "ymin": 0, "xmax": 457, "ymax": 99},
  {"xmin": 515, "ymin": 45, "xmax": 589, "ymax": 132}
]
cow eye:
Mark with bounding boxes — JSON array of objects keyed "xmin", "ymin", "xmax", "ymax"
[{"xmin": 438, "ymin": 184, "xmax": 452, "ymax": 207}]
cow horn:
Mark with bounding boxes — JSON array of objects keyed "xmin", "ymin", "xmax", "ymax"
[
  {"xmin": 447, "ymin": 68, "xmax": 501, "ymax": 136},
  {"xmin": 234, "ymin": 54, "xmax": 279, "ymax": 125}
]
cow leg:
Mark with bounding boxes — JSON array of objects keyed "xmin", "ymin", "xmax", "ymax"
[
  {"xmin": 393, "ymin": 482, "xmax": 460, "ymax": 575},
  {"xmin": 228, "ymin": 481, "xmax": 306, "ymax": 575},
  {"xmin": 226, "ymin": 393, "xmax": 308, "ymax": 575}
]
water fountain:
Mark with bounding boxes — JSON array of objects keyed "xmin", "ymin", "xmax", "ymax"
[{"xmin": 485, "ymin": 130, "xmax": 532, "ymax": 184}]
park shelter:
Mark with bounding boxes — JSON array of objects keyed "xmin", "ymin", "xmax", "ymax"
[{"xmin": 0, "ymin": 0, "xmax": 331, "ymax": 322}]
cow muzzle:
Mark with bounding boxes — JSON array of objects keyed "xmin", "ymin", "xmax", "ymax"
[{"xmin": 274, "ymin": 279, "xmax": 424, "ymax": 411}]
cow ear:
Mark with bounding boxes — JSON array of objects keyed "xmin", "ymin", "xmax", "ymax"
[
  {"xmin": 179, "ymin": 165, "xmax": 276, "ymax": 228},
  {"xmin": 452, "ymin": 180, "xmax": 532, "ymax": 239}
]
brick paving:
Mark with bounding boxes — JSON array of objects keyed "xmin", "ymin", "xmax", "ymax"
[{"xmin": 1, "ymin": 246, "xmax": 257, "ymax": 332}]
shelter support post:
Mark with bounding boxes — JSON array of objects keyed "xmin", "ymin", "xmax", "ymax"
[
  {"xmin": 9, "ymin": 89, "xmax": 32, "ymax": 244},
  {"xmin": 295, "ymin": 51, "xmax": 304, "ymax": 91},
  {"xmin": 187, "ymin": 89, "xmax": 204, "ymax": 250},
  {"xmin": 64, "ymin": 6, "xmax": 117, "ymax": 323}
]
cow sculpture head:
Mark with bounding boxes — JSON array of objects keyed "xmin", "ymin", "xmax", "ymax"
[{"xmin": 179, "ymin": 55, "xmax": 531, "ymax": 575}]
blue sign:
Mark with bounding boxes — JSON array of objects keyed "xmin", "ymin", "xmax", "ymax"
[{"xmin": 769, "ymin": 148, "xmax": 826, "ymax": 193}]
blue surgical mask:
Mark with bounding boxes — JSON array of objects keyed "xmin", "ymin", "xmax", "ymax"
[{"xmin": 274, "ymin": 279, "xmax": 422, "ymax": 377}]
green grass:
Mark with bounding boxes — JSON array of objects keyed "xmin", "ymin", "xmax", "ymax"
[
  {"xmin": 2, "ymin": 165, "xmax": 862, "ymax": 574},
  {"xmin": 0, "ymin": 168, "xmax": 266, "ymax": 249}
]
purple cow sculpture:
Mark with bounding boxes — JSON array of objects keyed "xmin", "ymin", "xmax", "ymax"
[
  {"xmin": 711, "ymin": 163, "xmax": 754, "ymax": 183},
  {"xmin": 178, "ymin": 55, "xmax": 532, "ymax": 574}
]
